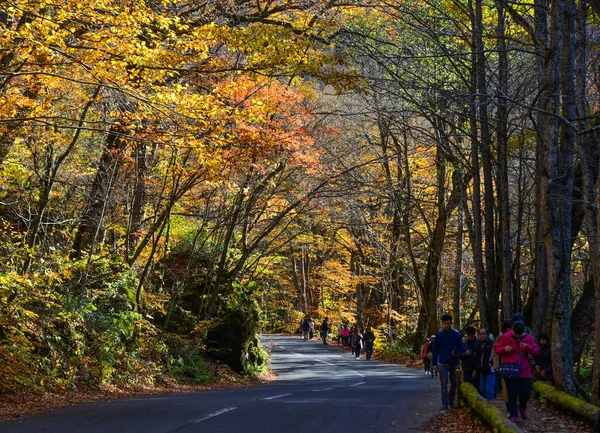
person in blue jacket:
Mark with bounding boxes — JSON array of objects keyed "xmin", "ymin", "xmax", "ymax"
[{"xmin": 432, "ymin": 314, "xmax": 463, "ymax": 410}]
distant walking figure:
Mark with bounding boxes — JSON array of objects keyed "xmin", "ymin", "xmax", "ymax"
[
  {"xmin": 302, "ymin": 317, "xmax": 310, "ymax": 340},
  {"xmin": 351, "ymin": 326, "xmax": 363, "ymax": 359},
  {"xmin": 363, "ymin": 327, "xmax": 375, "ymax": 360},
  {"xmin": 341, "ymin": 324, "xmax": 350, "ymax": 347},
  {"xmin": 421, "ymin": 337, "xmax": 431, "ymax": 374},
  {"xmin": 320, "ymin": 317, "xmax": 329, "ymax": 344},
  {"xmin": 432, "ymin": 314, "xmax": 463, "ymax": 410},
  {"xmin": 428, "ymin": 336, "xmax": 437, "ymax": 377}
]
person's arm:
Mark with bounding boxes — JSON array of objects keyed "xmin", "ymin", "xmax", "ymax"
[
  {"xmin": 525, "ymin": 338, "xmax": 539, "ymax": 357},
  {"xmin": 495, "ymin": 335, "xmax": 506, "ymax": 355},
  {"xmin": 432, "ymin": 336, "xmax": 438, "ymax": 367},
  {"xmin": 456, "ymin": 333, "xmax": 464, "ymax": 358}
]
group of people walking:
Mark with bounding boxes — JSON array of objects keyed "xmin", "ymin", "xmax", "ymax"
[
  {"xmin": 299, "ymin": 318, "xmax": 376, "ymax": 360},
  {"xmin": 425, "ymin": 313, "xmax": 553, "ymax": 423},
  {"xmin": 337, "ymin": 323, "xmax": 375, "ymax": 360}
]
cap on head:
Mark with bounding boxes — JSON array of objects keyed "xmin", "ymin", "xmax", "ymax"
[{"xmin": 512, "ymin": 321, "xmax": 525, "ymax": 334}]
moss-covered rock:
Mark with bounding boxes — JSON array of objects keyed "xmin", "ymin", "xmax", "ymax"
[
  {"xmin": 532, "ymin": 381, "xmax": 600, "ymax": 425},
  {"xmin": 459, "ymin": 382, "xmax": 524, "ymax": 433},
  {"xmin": 205, "ymin": 293, "xmax": 267, "ymax": 374}
]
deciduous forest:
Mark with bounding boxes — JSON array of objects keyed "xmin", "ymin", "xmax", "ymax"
[{"xmin": 1, "ymin": 0, "xmax": 599, "ymax": 407}]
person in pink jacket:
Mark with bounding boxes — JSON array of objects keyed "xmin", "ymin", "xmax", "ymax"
[{"xmin": 495, "ymin": 321, "xmax": 539, "ymax": 422}]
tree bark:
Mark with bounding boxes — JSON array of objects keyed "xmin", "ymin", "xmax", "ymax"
[
  {"xmin": 468, "ymin": 0, "xmax": 487, "ymax": 329},
  {"xmin": 540, "ymin": 0, "xmax": 577, "ymax": 396},
  {"xmin": 454, "ymin": 204, "xmax": 464, "ymax": 330},
  {"xmin": 531, "ymin": 0, "xmax": 550, "ymax": 339},
  {"xmin": 495, "ymin": 0, "xmax": 512, "ymax": 322},
  {"xmin": 71, "ymin": 126, "xmax": 125, "ymax": 259}
]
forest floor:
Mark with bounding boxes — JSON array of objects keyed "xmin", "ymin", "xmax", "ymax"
[{"xmin": 0, "ymin": 366, "xmax": 276, "ymax": 421}]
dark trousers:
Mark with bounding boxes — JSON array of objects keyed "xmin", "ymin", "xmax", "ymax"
[
  {"xmin": 505, "ymin": 377, "xmax": 532, "ymax": 417},
  {"xmin": 365, "ymin": 344, "xmax": 373, "ymax": 360},
  {"xmin": 438, "ymin": 363, "xmax": 458, "ymax": 407},
  {"xmin": 423, "ymin": 357, "xmax": 431, "ymax": 372},
  {"xmin": 353, "ymin": 346, "xmax": 361, "ymax": 357}
]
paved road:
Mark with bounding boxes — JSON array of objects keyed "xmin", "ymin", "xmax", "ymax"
[{"xmin": 2, "ymin": 335, "xmax": 440, "ymax": 433}]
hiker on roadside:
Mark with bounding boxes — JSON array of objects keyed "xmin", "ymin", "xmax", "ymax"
[
  {"xmin": 320, "ymin": 317, "xmax": 329, "ymax": 345},
  {"xmin": 476, "ymin": 328, "xmax": 496, "ymax": 400},
  {"xmin": 302, "ymin": 317, "xmax": 310, "ymax": 340},
  {"xmin": 432, "ymin": 314, "xmax": 463, "ymax": 411},
  {"xmin": 342, "ymin": 324, "xmax": 351, "ymax": 347},
  {"xmin": 351, "ymin": 325, "xmax": 363, "ymax": 359},
  {"xmin": 363, "ymin": 327, "xmax": 375, "ymax": 360},
  {"xmin": 495, "ymin": 320, "xmax": 539, "ymax": 422},
  {"xmin": 309, "ymin": 318, "xmax": 315, "ymax": 339},
  {"xmin": 461, "ymin": 326, "xmax": 480, "ymax": 389},
  {"xmin": 337, "ymin": 322, "xmax": 344, "ymax": 346},
  {"xmin": 533, "ymin": 333, "xmax": 553, "ymax": 385},
  {"xmin": 421, "ymin": 337, "xmax": 431, "ymax": 375},
  {"xmin": 428, "ymin": 335, "xmax": 437, "ymax": 377}
]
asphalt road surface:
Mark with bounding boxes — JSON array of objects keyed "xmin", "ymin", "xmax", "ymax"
[{"xmin": 2, "ymin": 335, "xmax": 440, "ymax": 433}]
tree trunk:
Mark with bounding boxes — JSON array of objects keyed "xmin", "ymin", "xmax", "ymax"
[
  {"xmin": 541, "ymin": 0, "xmax": 577, "ymax": 396},
  {"xmin": 468, "ymin": 0, "xmax": 487, "ymax": 329},
  {"xmin": 571, "ymin": 277, "xmax": 595, "ymax": 365},
  {"xmin": 454, "ymin": 204, "xmax": 464, "ymax": 330},
  {"xmin": 495, "ymin": 0, "xmax": 512, "ymax": 322},
  {"xmin": 476, "ymin": 0, "xmax": 498, "ymax": 335},
  {"xmin": 531, "ymin": 0, "xmax": 550, "ymax": 339},
  {"xmin": 71, "ymin": 126, "xmax": 125, "ymax": 259},
  {"xmin": 127, "ymin": 142, "xmax": 148, "ymax": 260}
]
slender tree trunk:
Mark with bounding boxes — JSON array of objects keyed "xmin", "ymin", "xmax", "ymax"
[
  {"xmin": 454, "ymin": 204, "xmax": 464, "ymax": 330},
  {"xmin": 513, "ymin": 135, "xmax": 525, "ymax": 313},
  {"xmin": 127, "ymin": 142, "xmax": 148, "ymax": 260},
  {"xmin": 476, "ymin": 0, "xmax": 497, "ymax": 333},
  {"xmin": 468, "ymin": 0, "xmax": 487, "ymax": 329},
  {"xmin": 495, "ymin": 0, "xmax": 512, "ymax": 321}
]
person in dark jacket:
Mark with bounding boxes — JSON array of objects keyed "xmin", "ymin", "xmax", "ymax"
[
  {"xmin": 461, "ymin": 326, "xmax": 480, "ymax": 389},
  {"xmin": 302, "ymin": 317, "xmax": 310, "ymax": 340},
  {"xmin": 351, "ymin": 326, "xmax": 363, "ymax": 359},
  {"xmin": 320, "ymin": 317, "xmax": 329, "ymax": 345},
  {"xmin": 533, "ymin": 333, "xmax": 553, "ymax": 384},
  {"xmin": 363, "ymin": 327, "xmax": 375, "ymax": 360},
  {"xmin": 476, "ymin": 328, "xmax": 496, "ymax": 400},
  {"xmin": 432, "ymin": 314, "xmax": 463, "ymax": 410}
]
